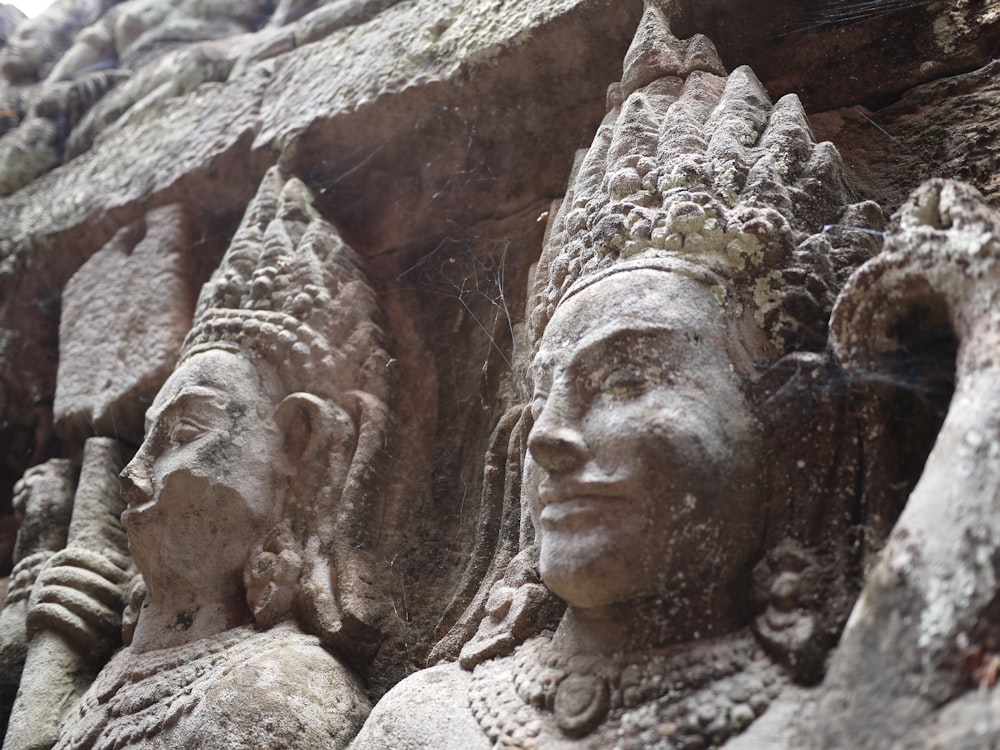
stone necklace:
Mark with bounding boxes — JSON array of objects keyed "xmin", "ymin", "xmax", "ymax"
[
  {"xmin": 51, "ymin": 627, "xmax": 253, "ymax": 750},
  {"xmin": 53, "ymin": 626, "xmax": 292, "ymax": 750},
  {"xmin": 469, "ymin": 629, "xmax": 786, "ymax": 749}
]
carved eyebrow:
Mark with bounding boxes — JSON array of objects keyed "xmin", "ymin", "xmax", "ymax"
[
  {"xmin": 567, "ymin": 326, "xmax": 682, "ymax": 372},
  {"xmin": 144, "ymin": 387, "xmax": 227, "ymax": 434}
]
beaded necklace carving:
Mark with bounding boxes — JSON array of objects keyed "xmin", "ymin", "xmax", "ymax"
[{"xmin": 470, "ymin": 630, "xmax": 786, "ymax": 750}]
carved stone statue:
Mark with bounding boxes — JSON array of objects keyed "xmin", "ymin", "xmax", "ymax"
[
  {"xmin": 803, "ymin": 179, "xmax": 1000, "ymax": 749},
  {"xmin": 0, "ymin": 0, "xmax": 273, "ymax": 195},
  {"xmin": 351, "ymin": 6, "xmax": 882, "ymax": 748},
  {"xmin": 0, "ymin": 460, "xmax": 74, "ymax": 711},
  {"xmin": 23, "ymin": 166, "xmax": 393, "ymax": 749},
  {"xmin": 5, "ymin": 438, "xmax": 130, "ymax": 750},
  {"xmin": 1, "ymin": 0, "xmax": 999, "ymax": 746}
]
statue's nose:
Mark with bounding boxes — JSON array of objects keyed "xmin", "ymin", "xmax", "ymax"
[
  {"xmin": 527, "ymin": 395, "xmax": 588, "ymax": 473},
  {"xmin": 119, "ymin": 453, "xmax": 152, "ymax": 506}
]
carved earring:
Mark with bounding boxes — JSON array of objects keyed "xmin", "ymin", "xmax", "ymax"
[
  {"xmin": 751, "ymin": 539, "xmax": 832, "ymax": 684},
  {"xmin": 244, "ymin": 521, "xmax": 303, "ymax": 628}
]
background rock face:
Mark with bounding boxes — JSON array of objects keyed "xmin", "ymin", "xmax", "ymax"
[
  {"xmin": 0, "ymin": 0, "xmax": 996, "ymax": 745},
  {"xmin": 53, "ymin": 204, "xmax": 208, "ymax": 446}
]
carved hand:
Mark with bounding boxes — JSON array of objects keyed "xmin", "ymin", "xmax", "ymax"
[{"xmin": 26, "ymin": 547, "xmax": 131, "ymax": 653}]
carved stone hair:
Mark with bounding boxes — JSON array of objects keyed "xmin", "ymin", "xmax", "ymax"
[
  {"xmin": 528, "ymin": 2, "xmax": 882, "ymax": 363},
  {"xmin": 185, "ymin": 165, "xmax": 391, "ymax": 659}
]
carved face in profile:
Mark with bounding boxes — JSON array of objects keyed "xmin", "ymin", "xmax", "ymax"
[
  {"xmin": 0, "ymin": 22, "xmax": 45, "ymax": 83},
  {"xmin": 120, "ymin": 348, "xmax": 283, "ymax": 591},
  {"xmin": 525, "ymin": 269, "xmax": 765, "ymax": 611}
]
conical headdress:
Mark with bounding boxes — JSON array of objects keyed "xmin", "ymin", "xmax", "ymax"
[
  {"xmin": 529, "ymin": 3, "xmax": 882, "ymax": 359},
  {"xmin": 183, "ymin": 166, "xmax": 388, "ymax": 404}
]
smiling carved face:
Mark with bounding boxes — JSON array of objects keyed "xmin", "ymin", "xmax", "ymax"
[
  {"xmin": 119, "ymin": 348, "xmax": 283, "ymax": 596},
  {"xmin": 525, "ymin": 269, "xmax": 766, "ymax": 611}
]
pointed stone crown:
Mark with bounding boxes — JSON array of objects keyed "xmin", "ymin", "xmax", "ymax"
[
  {"xmin": 183, "ymin": 166, "xmax": 387, "ymax": 402},
  {"xmin": 529, "ymin": 2, "xmax": 882, "ymax": 358}
]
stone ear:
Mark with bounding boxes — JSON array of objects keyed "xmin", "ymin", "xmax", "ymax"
[{"xmin": 273, "ymin": 393, "xmax": 353, "ymax": 475}]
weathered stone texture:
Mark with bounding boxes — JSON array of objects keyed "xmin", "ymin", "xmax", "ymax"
[
  {"xmin": 813, "ymin": 58, "xmax": 1000, "ymax": 213},
  {"xmin": 53, "ymin": 204, "xmax": 204, "ymax": 445},
  {"xmin": 0, "ymin": 0, "xmax": 997, "ymax": 747}
]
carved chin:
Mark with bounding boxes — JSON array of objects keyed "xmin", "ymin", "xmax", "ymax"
[
  {"xmin": 121, "ymin": 497, "xmax": 162, "ymax": 537},
  {"xmin": 538, "ymin": 528, "xmax": 652, "ymax": 609},
  {"xmin": 123, "ymin": 471, "xmax": 269, "ymax": 580}
]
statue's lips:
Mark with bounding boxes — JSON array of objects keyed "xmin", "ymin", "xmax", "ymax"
[{"xmin": 538, "ymin": 496, "xmax": 626, "ymax": 528}]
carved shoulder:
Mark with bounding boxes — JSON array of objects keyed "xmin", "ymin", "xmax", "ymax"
[
  {"xmin": 350, "ymin": 663, "xmax": 490, "ymax": 750},
  {"xmin": 180, "ymin": 630, "xmax": 371, "ymax": 750}
]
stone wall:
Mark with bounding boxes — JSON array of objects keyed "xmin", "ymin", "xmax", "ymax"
[{"xmin": 0, "ymin": 0, "xmax": 997, "ymax": 747}]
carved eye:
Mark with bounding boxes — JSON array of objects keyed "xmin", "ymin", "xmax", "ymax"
[
  {"xmin": 170, "ymin": 420, "xmax": 207, "ymax": 445},
  {"xmin": 600, "ymin": 367, "xmax": 648, "ymax": 396}
]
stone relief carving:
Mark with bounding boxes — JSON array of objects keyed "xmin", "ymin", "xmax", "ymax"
[
  {"xmin": 806, "ymin": 179, "xmax": 1000, "ymax": 749},
  {"xmin": 6, "ymin": 437, "xmax": 130, "ymax": 750},
  {"xmin": 0, "ymin": 198, "xmax": 229, "ymax": 740},
  {"xmin": 0, "ymin": 0, "xmax": 109, "ymax": 90},
  {"xmin": 351, "ymin": 6, "xmax": 883, "ymax": 747},
  {"xmin": 4, "ymin": 166, "xmax": 393, "ymax": 749},
  {"xmin": 0, "ymin": 459, "xmax": 74, "ymax": 712},
  {"xmin": 0, "ymin": 0, "xmax": 116, "ymax": 193},
  {"xmin": 0, "ymin": 0, "xmax": 997, "ymax": 747},
  {"xmin": 0, "ymin": 0, "xmax": 405, "ymax": 195}
]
